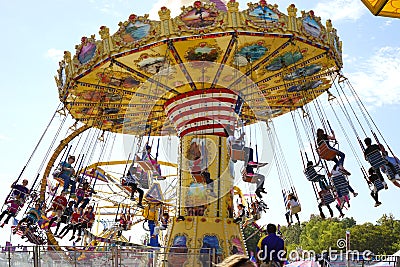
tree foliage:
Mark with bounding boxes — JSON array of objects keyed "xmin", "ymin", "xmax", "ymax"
[{"xmin": 278, "ymin": 214, "xmax": 400, "ymax": 255}]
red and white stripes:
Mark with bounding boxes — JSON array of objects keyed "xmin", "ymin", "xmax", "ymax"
[{"xmin": 164, "ymin": 89, "xmax": 238, "ymax": 137}]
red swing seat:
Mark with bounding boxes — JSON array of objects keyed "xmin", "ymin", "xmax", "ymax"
[
  {"xmin": 241, "ymin": 169, "xmax": 258, "ymax": 183},
  {"xmin": 190, "ymin": 158, "xmax": 205, "ymax": 183},
  {"xmin": 231, "ymin": 140, "xmax": 246, "ymax": 161},
  {"xmin": 317, "ymin": 141, "xmax": 337, "ymax": 161}
]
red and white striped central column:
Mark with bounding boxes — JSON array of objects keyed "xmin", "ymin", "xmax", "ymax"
[{"xmin": 164, "ymin": 88, "xmax": 239, "ymax": 137}]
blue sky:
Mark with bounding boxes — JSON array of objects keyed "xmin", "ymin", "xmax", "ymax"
[{"xmin": 0, "ymin": 0, "xmax": 400, "ymax": 246}]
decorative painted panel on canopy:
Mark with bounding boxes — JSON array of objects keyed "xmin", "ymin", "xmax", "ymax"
[
  {"xmin": 55, "ymin": 0, "xmax": 343, "ymax": 136},
  {"xmin": 361, "ymin": 0, "xmax": 400, "ymax": 18}
]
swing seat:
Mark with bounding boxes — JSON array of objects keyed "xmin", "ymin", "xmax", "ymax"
[
  {"xmin": 384, "ymin": 164, "xmax": 400, "ymax": 180},
  {"xmin": 291, "ymin": 205, "xmax": 301, "ymax": 214},
  {"xmin": 366, "ymin": 150, "xmax": 387, "ymax": 170},
  {"xmin": 332, "ymin": 174, "xmax": 350, "ymax": 197},
  {"xmin": 192, "ymin": 173, "xmax": 205, "ymax": 183},
  {"xmin": 153, "ymin": 174, "xmax": 166, "ymax": 181},
  {"xmin": 241, "ymin": 170, "xmax": 258, "ymax": 183},
  {"xmin": 137, "ymin": 160, "xmax": 156, "ymax": 172},
  {"xmin": 304, "ymin": 167, "xmax": 323, "ymax": 182},
  {"xmin": 373, "ymin": 179, "xmax": 384, "ymax": 192},
  {"xmin": 318, "ymin": 190, "xmax": 335, "ymax": 205},
  {"xmin": 231, "ymin": 141, "xmax": 246, "ymax": 161},
  {"xmin": 317, "ymin": 141, "xmax": 337, "ymax": 161},
  {"xmin": 190, "ymin": 158, "xmax": 205, "ymax": 183}
]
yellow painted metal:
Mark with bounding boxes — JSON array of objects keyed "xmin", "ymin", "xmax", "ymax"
[
  {"xmin": 164, "ymin": 134, "xmax": 246, "ymax": 264},
  {"xmin": 361, "ymin": 0, "xmax": 400, "ymax": 18},
  {"xmin": 56, "ymin": 1, "xmax": 344, "ymax": 136},
  {"xmin": 82, "ymin": 160, "xmax": 178, "ymax": 170}
]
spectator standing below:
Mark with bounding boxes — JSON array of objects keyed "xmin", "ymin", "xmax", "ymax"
[
  {"xmin": 216, "ymin": 254, "xmax": 256, "ymax": 267},
  {"xmin": 257, "ymin": 223, "xmax": 285, "ymax": 267}
]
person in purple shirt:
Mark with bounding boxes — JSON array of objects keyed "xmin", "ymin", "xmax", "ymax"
[
  {"xmin": 257, "ymin": 224, "xmax": 285, "ymax": 266},
  {"xmin": 11, "ymin": 179, "xmax": 30, "ymax": 200}
]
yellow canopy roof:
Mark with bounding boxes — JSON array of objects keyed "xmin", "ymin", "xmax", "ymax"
[
  {"xmin": 55, "ymin": 1, "xmax": 343, "ymax": 136},
  {"xmin": 361, "ymin": 0, "xmax": 400, "ymax": 18}
]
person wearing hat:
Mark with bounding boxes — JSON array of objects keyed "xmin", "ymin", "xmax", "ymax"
[{"xmin": 59, "ymin": 156, "xmax": 77, "ymax": 196}]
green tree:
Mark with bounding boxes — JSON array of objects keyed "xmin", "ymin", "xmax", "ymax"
[{"xmin": 243, "ymin": 224, "xmax": 264, "ymax": 254}]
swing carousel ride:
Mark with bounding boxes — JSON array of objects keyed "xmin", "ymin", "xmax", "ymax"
[{"xmin": 4, "ymin": 0, "xmax": 399, "ymax": 266}]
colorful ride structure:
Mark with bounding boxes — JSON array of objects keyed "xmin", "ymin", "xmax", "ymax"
[{"xmin": 11, "ymin": 1, "xmax": 398, "ymax": 266}]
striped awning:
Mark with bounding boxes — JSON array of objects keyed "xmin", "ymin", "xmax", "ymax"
[{"xmin": 164, "ymin": 88, "xmax": 238, "ymax": 137}]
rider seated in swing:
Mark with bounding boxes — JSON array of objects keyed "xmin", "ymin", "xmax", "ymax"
[
  {"xmin": 141, "ymin": 144, "xmax": 162, "ymax": 176},
  {"xmin": 316, "ymin": 128, "xmax": 350, "ymax": 175},
  {"xmin": 380, "ymin": 151, "xmax": 400, "ymax": 188},
  {"xmin": 367, "ymin": 167, "xmax": 385, "ymax": 207},
  {"xmin": 364, "ymin": 137, "xmax": 400, "ymax": 181},
  {"xmin": 234, "ymin": 203, "xmax": 245, "ymax": 224},
  {"xmin": 59, "ymin": 155, "xmax": 77, "ymax": 196},
  {"xmin": 0, "ymin": 195, "xmax": 23, "ymax": 227},
  {"xmin": 10, "ymin": 179, "xmax": 30, "ymax": 201},
  {"xmin": 304, "ymin": 161, "xmax": 330, "ymax": 190},
  {"xmin": 225, "ymin": 127, "xmax": 267, "ymax": 168},
  {"xmin": 243, "ymin": 201, "xmax": 262, "ymax": 227},
  {"xmin": 75, "ymin": 181, "xmax": 96, "ymax": 209},
  {"xmin": 116, "ymin": 213, "xmax": 128, "ymax": 237},
  {"xmin": 329, "ymin": 164, "xmax": 358, "ymax": 198},
  {"xmin": 317, "ymin": 196, "xmax": 345, "ymax": 219},
  {"xmin": 201, "ymin": 168, "xmax": 217, "ymax": 197},
  {"xmin": 153, "ymin": 212, "xmax": 170, "ymax": 237},
  {"xmin": 285, "ymin": 193, "xmax": 300, "ymax": 226},
  {"xmin": 52, "ymin": 200, "xmax": 74, "ymax": 236},
  {"xmin": 13, "ymin": 203, "xmax": 42, "ymax": 236},
  {"xmin": 123, "ymin": 170, "xmax": 144, "ymax": 208},
  {"xmin": 45, "ymin": 191, "xmax": 68, "ymax": 229}
]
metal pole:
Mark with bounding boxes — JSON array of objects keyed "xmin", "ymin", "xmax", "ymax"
[
  {"xmin": 7, "ymin": 245, "xmax": 11, "ymax": 267},
  {"xmin": 33, "ymin": 245, "xmax": 39, "ymax": 267},
  {"xmin": 346, "ymin": 230, "xmax": 350, "ymax": 267}
]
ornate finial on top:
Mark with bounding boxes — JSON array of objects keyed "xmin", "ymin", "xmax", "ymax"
[
  {"xmin": 309, "ymin": 10, "xmax": 315, "ymax": 18},
  {"xmin": 326, "ymin": 19, "xmax": 333, "ymax": 32},
  {"xmin": 260, "ymin": 0, "xmax": 267, "ymax": 6},
  {"xmin": 287, "ymin": 3, "xmax": 297, "ymax": 16},
  {"xmin": 159, "ymin": 6, "xmax": 171, "ymax": 20},
  {"xmin": 128, "ymin": 14, "xmax": 137, "ymax": 22},
  {"xmin": 99, "ymin": 26, "xmax": 110, "ymax": 39},
  {"xmin": 227, "ymin": 0, "xmax": 239, "ymax": 11},
  {"xmin": 64, "ymin": 51, "xmax": 71, "ymax": 61},
  {"xmin": 194, "ymin": 1, "xmax": 202, "ymax": 8}
]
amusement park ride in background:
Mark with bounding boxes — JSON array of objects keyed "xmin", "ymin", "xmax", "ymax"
[{"xmin": 2, "ymin": 0, "xmax": 399, "ymax": 266}]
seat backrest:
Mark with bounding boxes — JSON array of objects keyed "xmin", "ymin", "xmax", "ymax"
[
  {"xmin": 317, "ymin": 141, "xmax": 337, "ymax": 161},
  {"xmin": 366, "ymin": 150, "xmax": 386, "ymax": 169},
  {"xmin": 374, "ymin": 179, "xmax": 384, "ymax": 192},
  {"xmin": 318, "ymin": 190, "xmax": 335, "ymax": 205},
  {"xmin": 304, "ymin": 167, "xmax": 318, "ymax": 182},
  {"xmin": 332, "ymin": 174, "xmax": 349, "ymax": 196}
]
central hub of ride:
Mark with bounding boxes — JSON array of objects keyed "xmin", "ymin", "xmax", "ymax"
[
  {"xmin": 164, "ymin": 88, "xmax": 239, "ymax": 137},
  {"xmin": 163, "ymin": 88, "xmax": 247, "ymax": 265}
]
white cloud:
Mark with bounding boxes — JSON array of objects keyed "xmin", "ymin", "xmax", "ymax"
[
  {"xmin": 45, "ymin": 48, "xmax": 64, "ymax": 62},
  {"xmin": 312, "ymin": 0, "xmax": 366, "ymax": 22},
  {"xmin": 0, "ymin": 134, "xmax": 9, "ymax": 141},
  {"xmin": 384, "ymin": 20, "xmax": 392, "ymax": 26},
  {"xmin": 345, "ymin": 46, "xmax": 400, "ymax": 107}
]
